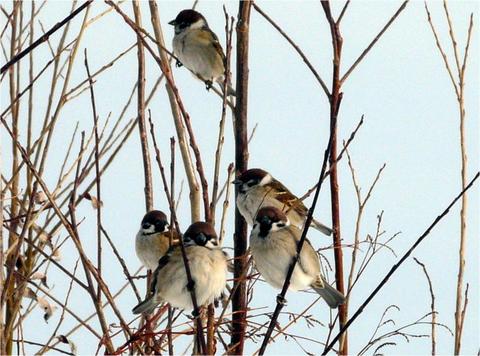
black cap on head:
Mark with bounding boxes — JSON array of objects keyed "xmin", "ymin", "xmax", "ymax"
[
  {"xmin": 255, "ymin": 207, "xmax": 288, "ymax": 237},
  {"xmin": 255, "ymin": 206, "xmax": 287, "ymax": 225},
  {"xmin": 141, "ymin": 210, "xmax": 168, "ymax": 232},
  {"xmin": 234, "ymin": 168, "xmax": 268, "ymax": 184},
  {"xmin": 169, "ymin": 9, "xmax": 206, "ymax": 26},
  {"xmin": 183, "ymin": 221, "xmax": 217, "ymax": 246}
]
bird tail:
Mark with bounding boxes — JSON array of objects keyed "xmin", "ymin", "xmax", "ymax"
[
  {"xmin": 312, "ymin": 278, "xmax": 345, "ymax": 309},
  {"xmin": 132, "ymin": 296, "xmax": 159, "ymax": 315},
  {"xmin": 226, "ymin": 83, "xmax": 236, "ymax": 97},
  {"xmin": 311, "ymin": 218, "xmax": 333, "ymax": 236},
  {"xmin": 216, "ymin": 77, "xmax": 236, "ymax": 97}
]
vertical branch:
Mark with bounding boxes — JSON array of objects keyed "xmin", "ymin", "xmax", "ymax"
[
  {"xmin": 425, "ymin": 5, "xmax": 474, "ymax": 354},
  {"xmin": 321, "ymin": 1, "xmax": 347, "ymax": 354},
  {"xmin": 0, "ymin": 136, "xmax": 4, "ymax": 355},
  {"xmin": 132, "ymin": 0, "xmax": 153, "ymax": 212},
  {"xmin": 210, "ymin": 8, "xmax": 234, "ymax": 225},
  {"xmin": 5, "ymin": 4, "xmax": 20, "ymax": 354},
  {"xmin": 413, "ymin": 258, "xmax": 436, "ymax": 355},
  {"xmin": 84, "ymin": 49, "xmax": 103, "ymax": 300},
  {"xmin": 231, "ymin": 1, "xmax": 252, "ymax": 354},
  {"xmin": 147, "ymin": 0, "xmax": 201, "ymax": 222}
]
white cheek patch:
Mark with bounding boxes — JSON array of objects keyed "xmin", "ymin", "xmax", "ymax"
[
  {"xmin": 270, "ymin": 219, "xmax": 290, "ymax": 232},
  {"xmin": 258, "ymin": 174, "xmax": 272, "ymax": 186},
  {"xmin": 189, "ymin": 19, "xmax": 207, "ymax": 30},
  {"xmin": 142, "ymin": 225, "xmax": 156, "ymax": 234},
  {"xmin": 205, "ymin": 239, "xmax": 218, "ymax": 249}
]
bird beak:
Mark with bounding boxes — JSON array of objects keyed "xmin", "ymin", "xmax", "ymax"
[
  {"xmin": 168, "ymin": 19, "xmax": 176, "ymax": 26},
  {"xmin": 232, "ymin": 179, "xmax": 242, "ymax": 185}
]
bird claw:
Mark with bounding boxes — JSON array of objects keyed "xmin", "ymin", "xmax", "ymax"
[
  {"xmin": 191, "ymin": 309, "xmax": 200, "ymax": 318},
  {"xmin": 276, "ymin": 294, "xmax": 287, "ymax": 306},
  {"xmin": 175, "ymin": 60, "xmax": 183, "ymax": 68}
]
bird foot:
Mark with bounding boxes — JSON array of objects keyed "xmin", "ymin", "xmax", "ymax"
[
  {"xmin": 276, "ymin": 294, "xmax": 287, "ymax": 306},
  {"xmin": 205, "ymin": 80, "xmax": 213, "ymax": 91}
]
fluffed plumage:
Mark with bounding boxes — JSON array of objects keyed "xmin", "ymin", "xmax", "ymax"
[
  {"xmin": 249, "ymin": 207, "xmax": 344, "ymax": 308},
  {"xmin": 169, "ymin": 9, "xmax": 235, "ymax": 95},
  {"xmin": 234, "ymin": 168, "xmax": 332, "ymax": 235},
  {"xmin": 132, "ymin": 222, "xmax": 228, "ymax": 314},
  {"xmin": 135, "ymin": 210, "xmax": 179, "ymax": 271}
]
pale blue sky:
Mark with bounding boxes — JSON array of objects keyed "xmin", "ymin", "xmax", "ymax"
[{"xmin": 2, "ymin": 0, "xmax": 479, "ymax": 354}]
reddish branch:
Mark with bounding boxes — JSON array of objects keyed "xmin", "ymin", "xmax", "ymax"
[
  {"xmin": 320, "ymin": 1, "xmax": 348, "ymax": 353},
  {"xmin": 231, "ymin": 1, "xmax": 252, "ymax": 354},
  {"xmin": 258, "ymin": 101, "xmax": 337, "ymax": 355},
  {"xmin": 322, "ymin": 172, "xmax": 480, "ymax": 355}
]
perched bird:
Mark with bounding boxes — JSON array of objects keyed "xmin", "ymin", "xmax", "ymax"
[
  {"xmin": 135, "ymin": 210, "xmax": 179, "ymax": 271},
  {"xmin": 249, "ymin": 207, "xmax": 345, "ymax": 308},
  {"xmin": 169, "ymin": 9, "xmax": 235, "ymax": 95},
  {"xmin": 132, "ymin": 222, "xmax": 228, "ymax": 314},
  {"xmin": 233, "ymin": 168, "xmax": 332, "ymax": 235}
]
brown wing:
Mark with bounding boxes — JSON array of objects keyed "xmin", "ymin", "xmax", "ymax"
[
  {"xmin": 195, "ymin": 28, "xmax": 226, "ymax": 65},
  {"xmin": 165, "ymin": 229, "xmax": 181, "ymax": 245},
  {"xmin": 270, "ymin": 178, "xmax": 308, "ymax": 216},
  {"xmin": 208, "ymin": 28, "xmax": 226, "ymax": 65}
]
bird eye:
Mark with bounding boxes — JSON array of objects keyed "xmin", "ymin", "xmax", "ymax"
[
  {"xmin": 196, "ymin": 233, "xmax": 208, "ymax": 245},
  {"xmin": 260, "ymin": 216, "xmax": 271, "ymax": 225},
  {"xmin": 247, "ymin": 180, "xmax": 257, "ymax": 187},
  {"xmin": 142, "ymin": 222, "xmax": 151, "ymax": 229},
  {"xmin": 276, "ymin": 222, "xmax": 286, "ymax": 228}
]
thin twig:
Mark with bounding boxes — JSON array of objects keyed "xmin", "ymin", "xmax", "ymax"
[
  {"xmin": 413, "ymin": 258, "xmax": 436, "ymax": 355},
  {"xmin": 322, "ymin": 172, "xmax": 480, "ymax": 355},
  {"xmin": 340, "ymin": 1, "xmax": 409, "ymax": 84},
  {"xmin": 0, "ymin": 0, "xmax": 92, "ymax": 74},
  {"xmin": 252, "ymin": 3, "xmax": 330, "ymax": 97}
]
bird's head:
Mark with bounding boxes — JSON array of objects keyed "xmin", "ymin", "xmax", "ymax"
[
  {"xmin": 169, "ymin": 9, "xmax": 208, "ymax": 35},
  {"xmin": 232, "ymin": 168, "xmax": 272, "ymax": 194},
  {"xmin": 253, "ymin": 206, "xmax": 289, "ymax": 238},
  {"xmin": 183, "ymin": 221, "xmax": 218, "ymax": 249},
  {"xmin": 140, "ymin": 210, "xmax": 169, "ymax": 235}
]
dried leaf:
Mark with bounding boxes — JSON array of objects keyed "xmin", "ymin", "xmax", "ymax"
[
  {"xmin": 37, "ymin": 296, "xmax": 57, "ymax": 323},
  {"xmin": 34, "ymin": 191, "xmax": 48, "ymax": 204},
  {"xmin": 52, "ymin": 248, "xmax": 62, "ymax": 261},
  {"xmin": 38, "ymin": 232, "xmax": 50, "ymax": 243},
  {"xmin": 57, "ymin": 335, "xmax": 68, "ymax": 344},
  {"xmin": 23, "ymin": 287, "xmax": 37, "ymax": 300},
  {"xmin": 31, "ymin": 272, "xmax": 50, "ymax": 288},
  {"xmin": 30, "ymin": 271, "xmax": 45, "ymax": 280},
  {"xmin": 90, "ymin": 196, "xmax": 103, "ymax": 209},
  {"xmin": 83, "ymin": 192, "xmax": 103, "ymax": 209},
  {"xmin": 56, "ymin": 335, "xmax": 77, "ymax": 354}
]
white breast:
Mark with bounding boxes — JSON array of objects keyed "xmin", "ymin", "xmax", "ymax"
[
  {"xmin": 250, "ymin": 229, "xmax": 313, "ymax": 291},
  {"xmin": 155, "ymin": 246, "xmax": 227, "ymax": 310},
  {"xmin": 135, "ymin": 232, "xmax": 161, "ymax": 271}
]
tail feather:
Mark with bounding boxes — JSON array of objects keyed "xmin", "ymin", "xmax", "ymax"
[
  {"xmin": 132, "ymin": 296, "xmax": 159, "ymax": 315},
  {"xmin": 216, "ymin": 78, "xmax": 236, "ymax": 97},
  {"xmin": 312, "ymin": 218, "xmax": 333, "ymax": 236},
  {"xmin": 312, "ymin": 279, "xmax": 345, "ymax": 309}
]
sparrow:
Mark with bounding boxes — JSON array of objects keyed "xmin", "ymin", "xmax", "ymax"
[
  {"xmin": 233, "ymin": 168, "xmax": 332, "ymax": 235},
  {"xmin": 132, "ymin": 221, "xmax": 228, "ymax": 314},
  {"xmin": 249, "ymin": 207, "xmax": 345, "ymax": 308},
  {"xmin": 169, "ymin": 9, "xmax": 235, "ymax": 96},
  {"xmin": 135, "ymin": 210, "xmax": 179, "ymax": 271}
]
